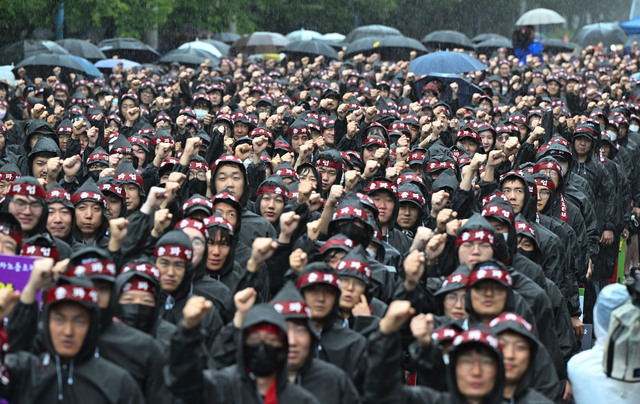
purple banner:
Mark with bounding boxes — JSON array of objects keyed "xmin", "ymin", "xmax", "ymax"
[{"xmin": 0, "ymin": 254, "xmax": 37, "ymax": 293}]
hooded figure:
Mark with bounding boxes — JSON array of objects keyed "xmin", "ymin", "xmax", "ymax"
[
  {"xmin": 114, "ymin": 160, "xmax": 146, "ymax": 216},
  {"xmin": 114, "ymin": 261, "xmax": 177, "ymax": 352},
  {"xmin": 26, "ymin": 137, "xmax": 61, "ymax": 179},
  {"xmin": 70, "ymin": 178, "xmax": 110, "ymax": 248},
  {"xmin": 364, "ymin": 325, "xmax": 506, "ymax": 404},
  {"xmin": 488, "ymin": 313, "xmax": 555, "ymax": 403},
  {"xmin": 366, "ymin": 178, "xmax": 412, "ymax": 255},
  {"xmin": 1, "ymin": 176, "xmax": 49, "ymax": 239},
  {"xmin": 568, "ymin": 284, "xmax": 640, "ymax": 404},
  {"xmin": 296, "ymin": 262, "xmax": 367, "ymax": 387},
  {"xmin": 0, "ymin": 276, "xmax": 144, "ymax": 403},
  {"xmin": 166, "ymin": 303, "xmax": 319, "ymax": 403}
]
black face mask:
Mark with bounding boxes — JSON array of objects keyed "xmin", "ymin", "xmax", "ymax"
[
  {"xmin": 334, "ymin": 221, "xmax": 371, "ymax": 247},
  {"xmin": 244, "ymin": 342, "xmax": 286, "ymax": 377},
  {"xmin": 189, "ymin": 178, "xmax": 207, "ymax": 196},
  {"xmin": 115, "ymin": 303, "xmax": 156, "ymax": 334},
  {"xmin": 517, "ymin": 248, "xmax": 536, "ymax": 261},
  {"xmin": 88, "ymin": 170, "xmax": 102, "ymax": 182}
]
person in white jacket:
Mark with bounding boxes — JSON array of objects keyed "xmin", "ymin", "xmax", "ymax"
[{"xmin": 567, "ymin": 284, "xmax": 640, "ymax": 403}]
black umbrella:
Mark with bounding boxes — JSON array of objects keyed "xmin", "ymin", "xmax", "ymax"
[
  {"xmin": 158, "ymin": 48, "xmax": 220, "ymax": 67},
  {"xmin": 475, "ymin": 38, "xmax": 513, "ymax": 54},
  {"xmin": 56, "ymin": 39, "xmax": 106, "ymax": 62},
  {"xmin": 421, "ymin": 30, "xmax": 475, "ymax": 51},
  {"xmin": 345, "ymin": 25, "xmax": 403, "ymax": 43},
  {"xmin": 344, "ymin": 36, "xmax": 427, "ymax": 60},
  {"xmin": 14, "ymin": 54, "xmax": 100, "ymax": 79},
  {"xmin": 472, "ymin": 33, "xmax": 510, "ymax": 44},
  {"xmin": 281, "ymin": 40, "xmax": 339, "ymax": 60},
  {"xmin": 0, "ymin": 40, "xmax": 69, "ymax": 66},
  {"xmin": 573, "ymin": 23, "xmax": 627, "ymax": 47},
  {"xmin": 542, "ymin": 38, "xmax": 580, "ymax": 54},
  {"xmin": 212, "ymin": 32, "xmax": 241, "ymax": 44},
  {"xmin": 98, "ymin": 38, "xmax": 160, "ymax": 63},
  {"xmin": 201, "ymin": 39, "xmax": 231, "ymax": 56}
]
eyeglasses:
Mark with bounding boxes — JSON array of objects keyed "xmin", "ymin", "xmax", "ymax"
[
  {"xmin": 10, "ymin": 198, "xmax": 44, "ymax": 214},
  {"xmin": 444, "ymin": 292, "xmax": 465, "ymax": 304},
  {"xmin": 457, "ymin": 353, "xmax": 495, "ymax": 370}
]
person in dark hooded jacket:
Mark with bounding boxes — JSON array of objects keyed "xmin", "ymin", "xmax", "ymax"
[
  {"xmin": 114, "ymin": 260, "xmax": 177, "ymax": 352},
  {"xmin": 296, "ymin": 262, "xmax": 367, "ymax": 387},
  {"xmin": 26, "ymin": 136, "xmax": 61, "ymax": 179},
  {"xmin": 364, "ymin": 299, "xmax": 506, "ymax": 404},
  {"xmin": 165, "ymin": 298, "xmax": 319, "ymax": 403},
  {"xmin": 13, "ymin": 119, "xmax": 58, "ymax": 175},
  {"xmin": 366, "ymin": 178, "xmax": 412, "ymax": 255},
  {"xmin": 0, "ymin": 271, "xmax": 144, "ymax": 403},
  {"xmin": 70, "ymin": 178, "xmax": 110, "ymax": 248},
  {"xmin": 2, "ymin": 176, "xmax": 49, "ymax": 239},
  {"xmin": 46, "ymin": 185, "xmax": 74, "ymax": 244},
  {"xmin": 488, "ymin": 313, "xmax": 554, "ymax": 403}
]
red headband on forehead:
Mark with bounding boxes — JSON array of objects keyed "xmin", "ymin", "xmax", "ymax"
[
  {"xmin": 181, "ymin": 197, "xmax": 213, "ymax": 215},
  {"xmin": 123, "ymin": 279, "xmax": 156, "ymax": 297},
  {"xmin": 366, "ymin": 180, "xmax": 398, "ymax": 194},
  {"xmin": 122, "ymin": 262, "xmax": 161, "ymax": 279},
  {"xmin": 426, "ymin": 161, "xmax": 456, "ymax": 173},
  {"xmin": 247, "ymin": 324, "xmax": 285, "ymax": 339},
  {"xmin": 533, "ymin": 161, "xmax": 562, "ymax": 174},
  {"xmin": 46, "ymin": 284, "xmax": 98, "ymax": 305},
  {"xmin": 154, "ymin": 245, "xmax": 193, "ymax": 261},
  {"xmin": 0, "ymin": 224, "xmax": 22, "ymax": 248},
  {"xmin": 332, "ymin": 205, "xmax": 369, "ymax": 222},
  {"xmin": 71, "ymin": 191, "xmax": 106, "ymax": 207},
  {"xmin": 257, "ymin": 186, "xmax": 287, "ymax": 197},
  {"xmin": 7, "ymin": 182, "xmax": 45, "ymax": 198},
  {"xmin": 432, "ymin": 327, "xmax": 460, "ymax": 342},
  {"xmin": 274, "ymin": 167, "xmax": 299, "ymax": 179},
  {"xmin": 489, "ymin": 312, "xmax": 534, "ymax": 334},
  {"xmin": 481, "ymin": 192, "xmax": 510, "ymax": 208},
  {"xmin": 534, "ymin": 177, "xmax": 556, "ymax": 193},
  {"xmin": 150, "ymin": 136, "xmax": 175, "ymax": 146},
  {"xmin": 0, "ymin": 172, "xmax": 20, "ymax": 182},
  {"xmin": 336, "ymin": 259, "xmax": 372, "ymax": 280},
  {"xmin": 296, "ymin": 270, "xmax": 341, "ymax": 289},
  {"xmin": 319, "ymin": 237, "xmax": 354, "ymax": 254},
  {"xmin": 87, "ymin": 153, "xmax": 109, "ymax": 165},
  {"xmin": 482, "ymin": 204, "xmax": 515, "ymax": 224},
  {"xmin": 316, "ymin": 158, "xmax": 342, "ymax": 171},
  {"xmin": 398, "ymin": 190, "xmax": 426, "ymax": 205},
  {"xmin": 468, "ymin": 266, "xmax": 513, "ymax": 288},
  {"xmin": 455, "ymin": 229, "xmax": 496, "ymax": 248},
  {"xmin": 175, "ymin": 218, "xmax": 208, "ymax": 238},
  {"xmin": 98, "ymin": 183, "xmax": 126, "ymax": 199},
  {"xmin": 67, "ymin": 260, "xmax": 116, "ymax": 278},
  {"xmin": 273, "ymin": 300, "xmax": 312, "ymax": 318},
  {"xmin": 21, "ymin": 245, "xmax": 59, "ymax": 260},
  {"xmin": 515, "ymin": 222, "xmax": 536, "ymax": 238}
]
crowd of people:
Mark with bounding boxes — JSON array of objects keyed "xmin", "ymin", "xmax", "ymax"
[{"xmin": 0, "ymin": 37, "xmax": 639, "ymax": 403}]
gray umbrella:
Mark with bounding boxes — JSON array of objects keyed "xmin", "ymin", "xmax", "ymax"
[
  {"xmin": 345, "ymin": 25, "xmax": 402, "ymax": 43},
  {"xmin": 573, "ymin": 23, "xmax": 627, "ymax": 47},
  {"xmin": 281, "ymin": 40, "xmax": 339, "ymax": 60},
  {"xmin": 421, "ymin": 30, "xmax": 475, "ymax": 51},
  {"xmin": 230, "ymin": 32, "xmax": 289, "ymax": 55},
  {"xmin": 0, "ymin": 40, "xmax": 69, "ymax": 66},
  {"xmin": 57, "ymin": 39, "xmax": 106, "ymax": 62},
  {"xmin": 344, "ymin": 36, "xmax": 426, "ymax": 60},
  {"xmin": 516, "ymin": 8, "xmax": 566, "ymax": 26},
  {"xmin": 472, "ymin": 33, "xmax": 510, "ymax": 44}
]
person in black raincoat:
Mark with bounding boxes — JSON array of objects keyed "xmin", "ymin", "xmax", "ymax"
[
  {"xmin": 366, "ymin": 177, "xmax": 412, "ymax": 254},
  {"xmin": 364, "ymin": 298, "xmax": 506, "ymax": 404},
  {"xmin": 0, "ymin": 273, "xmax": 144, "ymax": 403},
  {"xmin": 1, "ymin": 176, "xmax": 49, "ymax": 239},
  {"xmin": 296, "ymin": 262, "xmax": 367, "ymax": 387},
  {"xmin": 165, "ymin": 297, "xmax": 319, "ymax": 403},
  {"xmin": 114, "ymin": 260, "xmax": 177, "ymax": 352},
  {"xmin": 70, "ymin": 178, "xmax": 110, "ymax": 249},
  {"xmin": 488, "ymin": 313, "xmax": 554, "ymax": 403}
]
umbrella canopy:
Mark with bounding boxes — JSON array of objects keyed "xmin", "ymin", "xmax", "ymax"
[
  {"xmin": 621, "ymin": 15, "xmax": 640, "ymax": 35},
  {"xmin": 286, "ymin": 29, "xmax": 323, "ymax": 42},
  {"xmin": 475, "ymin": 38, "xmax": 513, "ymax": 54},
  {"xmin": 231, "ymin": 32, "xmax": 289, "ymax": 55},
  {"xmin": 573, "ymin": 22, "xmax": 627, "ymax": 47},
  {"xmin": 201, "ymin": 39, "xmax": 230, "ymax": 56},
  {"xmin": 281, "ymin": 40, "xmax": 339, "ymax": 60},
  {"xmin": 158, "ymin": 48, "xmax": 220, "ymax": 67},
  {"xmin": 542, "ymin": 38, "xmax": 580, "ymax": 54},
  {"xmin": 409, "ymin": 51, "xmax": 487, "ymax": 76},
  {"xmin": 0, "ymin": 40, "xmax": 69, "ymax": 66},
  {"xmin": 516, "ymin": 8, "xmax": 566, "ymax": 26},
  {"xmin": 344, "ymin": 36, "xmax": 427, "ymax": 60},
  {"xmin": 99, "ymin": 38, "xmax": 160, "ymax": 63},
  {"xmin": 0, "ymin": 66, "xmax": 16, "ymax": 85},
  {"xmin": 472, "ymin": 33, "xmax": 510, "ymax": 44},
  {"xmin": 15, "ymin": 54, "xmax": 102, "ymax": 79},
  {"xmin": 94, "ymin": 58, "xmax": 141, "ymax": 69},
  {"xmin": 212, "ymin": 32, "xmax": 241, "ymax": 44},
  {"xmin": 56, "ymin": 39, "xmax": 106, "ymax": 61},
  {"xmin": 323, "ymin": 32, "xmax": 346, "ymax": 42},
  {"xmin": 345, "ymin": 25, "xmax": 402, "ymax": 43},
  {"xmin": 413, "ymin": 73, "xmax": 483, "ymax": 106},
  {"xmin": 178, "ymin": 41, "xmax": 223, "ymax": 58},
  {"xmin": 421, "ymin": 30, "xmax": 475, "ymax": 51}
]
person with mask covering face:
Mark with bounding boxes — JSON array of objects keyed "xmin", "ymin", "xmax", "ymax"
[
  {"xmin": 86, "ymin": 147, "xmax": 110, "ymax": 182},
  {"xmin": 363, "ymin": 299, "xmax": 506, "ymax": 404},
  {"xmin": 296, "ymin": 262, "xmax": 367, "ymax": 388},
  {"xmin": 0, "ymin": 265, "xmax": 144, "ymax": 403},
  {"xmin": 166, "ymin": 296, "xmax": 319, "ymax": 403},
  {"xmin": 192, "ymin": 92, "xmax": 212, "ymax": 123},
  {"xmin": 114, "ymin": 261, "xmax": 177, "ymax": 352}
]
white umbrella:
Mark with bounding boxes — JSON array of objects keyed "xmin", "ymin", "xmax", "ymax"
[
  {"xmin": 516, "ymin": 8, "xmax": 566, "ymax": 26},
  {"xmin": 178, "ymin": 41, "xmax": 222, "ymax": 58},
  {"xmin": 323, "ymin": 32, "xmax": 346, "ymax": 42},
  {"xmin": 0, "ymin": 65, "xmax": 15, "ymax": 85},
  {"xmin": 286, "ymin": 29, "xmax": 322, "ymax": 42}
]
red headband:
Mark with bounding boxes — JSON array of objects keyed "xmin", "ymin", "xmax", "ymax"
[
  {"xmin": 247, "ymin": 324, "xmax": 285, "ymax": 339},
  {"xmin": 21, "ymin": 245, "xmax": 59, "ymax": 260},
  {"xmin": 7, "ymin": 182, "xmax": 45, "ymax": 198},
  {"xmin": 534, "ymin": 177, "xmax": 556, "ymax": 193},
  {"xmin": 0, "ymin": 224, "xmax": 22, "ymax": 248},
  {"xmin": 71, "ymin": 191, "xmax": 106, "ymax": 207},
  {"xmin": 316, "ymin": 159, "xmax": 342, "ymax": 171},
  {"xmin": 154, "ymin": 245, "xmax": 193, "ymax": 261},
  {"xmin": 98, "ymin": 183, "xmax": 126, "ymax": 199},
  {"xmin": 489, "ymin": 312, "xmax": 534, "ymax": 334},
  {"xmin": 441, "ymin": 273, "xmax": 469, "ymax": 289},
  {"xmin": 332, "ymin": 206, "xmax": 369, "ymax": 222},
  {"xmin": 533, "ymin": 161, "xmax": 562, "ymax": 174},
  {"xmin": 319, "ymin": 238, "xmax": 354, "ymax": 254},
  {"xmin": 274, "ymin": 167, "xmax": 299, "ymax": 179},
  {"xmin": 272, "ymin": 300, "xmax": 312, "ymax": 318},
  {"xmin": 455, "ymin": 229, "xmax": 497, "ymax": 248},
  {"xmin": 515, "ymin": 222, "xmax": 536, "ymax": 238},
  {"xmin": 296, "ymin": 271, "xmax": 341, "ymax": 290},
  {"xmin": 67, "ymin": 260, "xmax": 116, "ymax": 278},
  {"xmin": 336, "ymin": 259, "xmax": 372, "ymax": 279},
  {"xmin": 122, "ymin": 279, "xmax": 156, "ymax": 297},
  {"xmin": 468, "ymin": 266, "xmax": 513, "ymax": 288},
  {"xmin": 366, "ymin": 180, "xmax": 397, "ymax": 194},
  {"xmin": 0, "ymin": 172, "xmax": 20, "ymax": 182},
  {"xmin": 46, "ymin": 284, "xmax": 98, "ymax": 305},
  {"xmin": 481, "ymin": 205, "xmax": 515, "ymax": 224},
  {"xmin": 122, "ymin": 262, "xmax": 161, "ymax": 279},
  {"xmin": 175, "ymin": 219, "xmax": 208, "ymax": 238}
]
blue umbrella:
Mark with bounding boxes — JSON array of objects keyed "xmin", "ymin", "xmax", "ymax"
[
  {"xmin": 409, "ymin": 52, "xmax": 487, "ymax": 76},
  {"xmin": 413, "ymin": 73, "xmax": 483, "ymax": 107},
  {"xmin": 68, "ymin": 55, "xmax": 103, "ymax": 78},
  {"xmin": 94, "ymin": 59, "xmax": 141, "ymax": 69}
]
